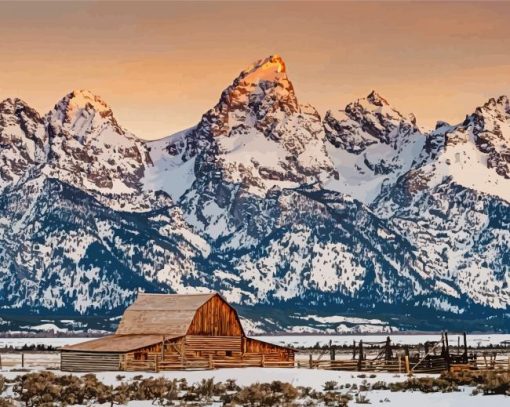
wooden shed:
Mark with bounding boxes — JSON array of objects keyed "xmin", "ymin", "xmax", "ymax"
[{"xmin": 61, "ymin": 292, "xmax": 295, "ymax": 371}]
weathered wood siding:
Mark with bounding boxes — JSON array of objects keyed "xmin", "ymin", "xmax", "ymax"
[
  {"xmin": 187, "ymin": 295, "xmax": 243, "ymax": 336},
  {"xmin": 245, "ymin": 338, "xmax": 295, "ymax": 361},
  {"xmin": 185, "ymin": 335, "xmax": 242, "ymax": 352},
  {"xmin": 61, "ymin": 352, "xmax": 121, "ymax": 372}
]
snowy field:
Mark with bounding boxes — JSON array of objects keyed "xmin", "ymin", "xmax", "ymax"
[
  {"xmin": 1, "ymin": 333, "xmax": 510, "ymax": 350},
  {"xmin": 256, "ymin": 333, "xmax": 510, "ymax": 348},
  {"xmin": 0, "ymin": 367, "xmax": 508, "ymax": 406},
  {"xmin": 0, "ymin": 335, "xmax": 509, "ymax": 405}
]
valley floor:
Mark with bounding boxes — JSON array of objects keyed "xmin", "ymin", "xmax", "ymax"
[
  {"xmin": 0, "ymin": 366, "xmax": 509, "ymax": 406},
  {"xmin": 0, "ymin": 336, "xmax": 509, "ymax": 405}
]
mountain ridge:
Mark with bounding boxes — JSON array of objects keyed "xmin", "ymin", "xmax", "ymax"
[{"xmin": 0, "ymin": 55, "xmax": 509, "ymax": 334}]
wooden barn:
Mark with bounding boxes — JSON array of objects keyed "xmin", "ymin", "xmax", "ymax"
[{"xmin": 60, "ymin": 292, "xmax": 295, "ymax": 372}]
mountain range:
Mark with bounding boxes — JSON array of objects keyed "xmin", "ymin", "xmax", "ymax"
[{"xmin": 0, "ymin": 55, "xmax": 509, "ymax": 334}]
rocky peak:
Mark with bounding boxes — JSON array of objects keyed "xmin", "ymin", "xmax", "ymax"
[
  {"xmin": 0, "ymin": 97, "xmax": 43, "ymax": 130},
  {"xmin": 164, "ymin": 55, "xmax": 333, "ymax": 194},
  {"xmin": 54, "ymin": 89, "xmax": 112, "ymax": 119},
  {"xmin": 0, "ymin": 98, "xmax": 46, "ymax": 190},
  {"xmin": 237, "ymin": 54, "xmax": 287, "ymax": 83},
  {"xmin": 324, "ymin": 91, "xmax": 419, "ymax": 153},
  {"xmin": 46, "ymin": 89, "xmax": 124, "ymax": 143},
  {"xmin": 42, "ymin": 90, "xmax": 151, "ymax": 195},
  {"xmin": 366, "ymin": 90, "xmax": 389, "ymax": 107},
  {"xmin": 211, "ymin": 54, "xmax": 299, "ymax": 129},
  {"xmin": 470, "ymin": 95, "xmax": 510, "ymax": 178}
]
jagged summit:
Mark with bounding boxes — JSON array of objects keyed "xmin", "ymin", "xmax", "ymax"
[
  {"xmin": 476, "ymin": 94, "xmax": 510, "ymax": 117},
  {"xmin": 366, "ymin": 90, "xmax": 389, "ymax": 107},
  {"xmin": 149, "ymin": 54, "xmax": 333, "ymax": 203},
  {"xmin": 212, "ymin": 54, "xmax": 298, "ymax": 118},
  {"xmin": 238, "ymin": 54, "xmax": 287, "ymax": 82},
  {"xmin": 0, "ymin": 97, "xmax": 31, "ymax": 109},
  {"xmin": 49, "ymin": 89, "xmax": 114, "ymax": 126}
]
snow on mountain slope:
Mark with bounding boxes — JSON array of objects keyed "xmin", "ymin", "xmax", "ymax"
[
  {"xmin": 0, "ymin": 55, "xmax": 509, "ymax": 332},
  {"xmin": 372, "ymin": 96, "xmax": 510, "ymax": 310},
  {"xmin": 324, "ymin": 92, "xmax": 425, "ymax": 204},
  {"xmin": 0, "ymin": 98, "xmax": 46, "ymax": 191},
  {"xmin": 0, "ymin": 173, "xmax": 210, "ymax": 314},
  {"xmin": 147, "ymin": 55, "xmax": 338, "ymax": 243},
  {"xmin": 149, "ymin": 55, "xmax": 335, "ymax": 201},
  {"xmin": 143, "ymin": 128, "xmax": 197, "ymax": 201},
  {"xmin": 416, "ymin": 96, "xmax": 510, "ymax": 203},
  {"xmin": 44, "ymin": 90, "xmax": 153, "ymax": 196}
]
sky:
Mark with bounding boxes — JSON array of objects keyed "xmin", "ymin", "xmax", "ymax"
[{"xmin": 0, "ymin": 1, "xmax": 509, "ymax": 140}]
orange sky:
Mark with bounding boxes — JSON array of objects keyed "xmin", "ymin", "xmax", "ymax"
[{"xmin": 0, "ymin": 1, "xmax": 509, "ymax": 139}]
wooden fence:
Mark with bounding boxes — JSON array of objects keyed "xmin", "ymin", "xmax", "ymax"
[
  {"xmin": 123, "ymin": 352, "xmax": 294, "ymax": 372},
  {"xmin": 0, "ymin": 352, "xmax": 60, "ymax": 369}
]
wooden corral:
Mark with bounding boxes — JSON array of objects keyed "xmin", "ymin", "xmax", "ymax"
[
  {"xmin": 299, "ymin": 332, "xmax": 510, "ymax": 375},
  {"xmin": 61, "ymin": 293, "xmax": 295, "ymax": 372}
]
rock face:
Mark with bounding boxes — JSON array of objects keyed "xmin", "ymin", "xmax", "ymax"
[
  {"xmin": 0, "ymin": 55, "xmax": 509, "ymax": 333},
  {"xmin": 0, "ymin": 98, "xmax": 46, "ymax": 191}
]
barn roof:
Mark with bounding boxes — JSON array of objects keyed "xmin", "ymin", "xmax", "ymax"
[
  {"xmin": 61, "ymin": 334, "xmax": 180, "ymax": 353},
  {"xmin": 115, "ymin": 292, "xmax": 217, "ymax": 336}
]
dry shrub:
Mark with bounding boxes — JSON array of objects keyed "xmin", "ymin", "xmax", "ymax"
[
  {"xmin": 0, "ymin": 399, "xmax": 15, "ymax": 407},
  {"xmin": 231, "ymin": 381, "xmax": 299, "ymax": 406}
]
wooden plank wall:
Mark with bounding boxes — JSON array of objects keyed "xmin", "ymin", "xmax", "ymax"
[
  {"xmin": 61, "ymin": 352, "xmax": 121, "ymax": 372},
  {"xmin": 187, "ymin": 295, "xmax": 243, "ymax": 336},
  {"xmin": 245, "ymin": 338, "xmax": 295, "ymax": 361},
  {"xmin": 185, "ymin": 335, "xmax": 242, "ymax": 352}
]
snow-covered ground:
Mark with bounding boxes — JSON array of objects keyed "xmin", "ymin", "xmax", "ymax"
[
  {"xmin": 256, "ymin": 334, "xmax": 510, "ymax": 348},
  {"xmin": 0, "ymin": 367, "xmax": 508, "ymax": 406},
  {"xmin": 0, "ymin": 337, "xmax": 86, "ymax": 348},
  {"xmin": 1, "ymin": 333, "xmax": 509, "ymax": 350}
]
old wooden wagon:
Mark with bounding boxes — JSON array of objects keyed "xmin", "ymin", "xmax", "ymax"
[{"xmin": 60, "ymin": 292, "xmax": 295, "ymax": 372}]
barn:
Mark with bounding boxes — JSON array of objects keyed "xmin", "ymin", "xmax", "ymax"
[{"xmin": 60, "ymin": 292, "xmax": 295, "ymax": 371}]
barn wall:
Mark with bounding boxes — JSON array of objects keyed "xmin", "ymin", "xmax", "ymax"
[
  {"xmin": 187, "ymin": 295, "xmax": 243, "ymax": 336},
  {"xmin": 245, "ymin": 338, "xmax": 295, "ymax": 361},
  {"xmin": 61, "ymin": 351, "xmax": 121, "ymax": 372}
]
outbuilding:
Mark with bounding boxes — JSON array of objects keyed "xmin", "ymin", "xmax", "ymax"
[{"xmin": 61, "ymin": 292, "xmax": 295, "ymax": 371}]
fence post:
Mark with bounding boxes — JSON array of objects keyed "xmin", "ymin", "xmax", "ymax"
[
  {"xmin": 404, "ymin": 346, "xmax": 410, "ymax": 375},
  {"xmin": 444, "ymin": 332, "xmax": 450, "ymax": 370},
  {"xmin": 21, "ymin": 353, "xmax": 24, "ymax": 368},
  {"xmin": 309, "ymin": 354, "xmax": 313, "ymax": 369},
  {"xmin": 357, "ymin": 340, "xmax": 363, "ymax": 371},
  {"xmin": 385, "ymin": 336, "xmax": 392, "ymax": 361},
  {"xmin": 463, "ymin": 332, "xmax": 468, "ymax": 364}
]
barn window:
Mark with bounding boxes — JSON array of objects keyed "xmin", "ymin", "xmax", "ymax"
[{"xmin": 226, "ymin": 351, "xmax": 232, "ymax": 357}]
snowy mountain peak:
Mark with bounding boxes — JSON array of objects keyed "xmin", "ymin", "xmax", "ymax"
[
  {"xmin": 476, "ymin": 95, "xmax": 510, "ymax": 119},
  {"xmin": 0, "ymin": 97, "xmax": 46, "ymax": 191},
  {"xmin": 63, "ymin": 89, "xmax": 111, "ymax": 113},
  {"xmin": 1, "ymin": 97, "xmax": 29, "ymax": 110},
  {"xmin": 324, "ymin": 91, "xmax": 420, "ymax": 157},
  {"xmin": 48, "ymin": 89, "xmax": 116, "ymax": 133},
  {"xmin": 41, "ymin": 90, "xmax": 152, "ymax": 195},
  {"xmin": 0, "ymin": 97, "xmax": 42, "ymax": 122},
  {"xmin": 238, "ymin": 54, "xmax": 287, "ymax": 82},
  {"xmin": 213, "ymin": 53, "xmax": 298, "ymax": 119},
  {"xmin": 462, "ymin": 94, "xmax": 510, "ymax": 179}
]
